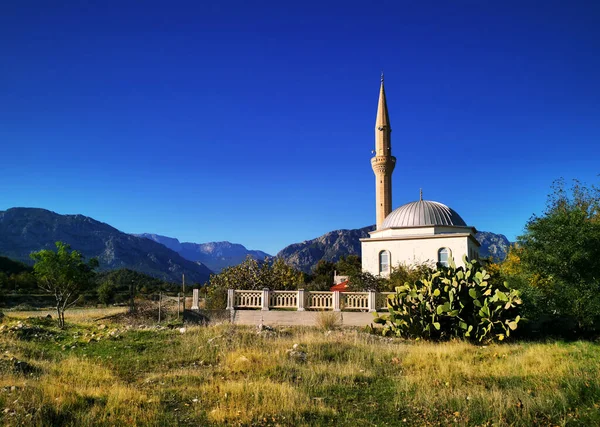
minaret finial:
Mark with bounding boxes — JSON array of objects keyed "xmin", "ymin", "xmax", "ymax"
[
  {"xmin": 381, "ymin": 71, "xmax": 384, "ymax": 83},
  {"xmin": 420, "ymin": 188, "xmax": 423, "ymax": 201}
]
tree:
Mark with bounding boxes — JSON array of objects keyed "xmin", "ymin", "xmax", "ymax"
[
  {"xmin": 386, "ymin": 261, "xmax": 434, "ymax": 292},
  {"xmin": 205, "ymin": 256, "xmax": 305, "ymax": 309},
  {"xmin": 97, "ymin": 280, "xmax": 118, "ymax": 306},
  {"xmin": 30, "ymin": 242, "xmax": 98, "ymax": 328},
  {"xmin": 512, "ymin": 178, "xmax": 600, "ymax": 336}
]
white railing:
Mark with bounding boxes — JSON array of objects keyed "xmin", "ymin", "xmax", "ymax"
[
  {"xmin": 341, "ymin": 292, "xmax": 370, "ymax": 310},
  {"xmin": 234, "ymin": 290, "xmax": 262, "ymax": 308},
  {"xmin": 307, "ymin": 291, "xmax": 334, "ymax": 310},
  {"xmin": 218, "ymin": 289, "xmax": 393, "ymax": 312},
  {"xmin": 269, "ymin": 291, "xmax": 298, "ymax": 309}
]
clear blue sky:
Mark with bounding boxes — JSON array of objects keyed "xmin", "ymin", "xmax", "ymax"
[{"xmin": 1, "ymin": 1, "xmax": 599, "ymax": 255}]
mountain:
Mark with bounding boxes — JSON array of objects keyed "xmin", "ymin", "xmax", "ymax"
[
  {"xmin": 476, "ymin": 231, "xmax": 512, "ymax": 261},
  {"xmin": 276, "ymin": 226, "xmax": 511, "ymax": 273},
  {"xmin": 0, "ymin": 208, "xmax": 212, "ymax": 284},
  {"xmin": 276, "ymin": 226, "xmax": 375, "ymax": 273},
  {"xmin": 136, "ymin": 233, "xmax": 271, "ymax": 273}
]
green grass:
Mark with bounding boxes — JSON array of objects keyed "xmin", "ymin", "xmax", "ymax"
[{"xmin": 1, "ymin": 310, "xmax": 599, "ymax": 426}]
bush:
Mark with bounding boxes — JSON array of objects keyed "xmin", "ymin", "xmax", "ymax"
[
  {"xmin": 373, "ymin": 256, "xmax": 522, "ymax": 342},
  {"xmin": 315, "ymin": 311, "xmax": 342, "ymax": 331},
  {"xmin": 97, "ymin": 281, "xmax": 118, "ymax": 306}
]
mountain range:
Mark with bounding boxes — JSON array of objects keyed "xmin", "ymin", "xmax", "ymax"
[
  {"xmin": 0, "ymin": 207, "xmax": 511, "ymax": 281},
  {"xmin": 0, "ymin": 208, "xmax": 212, "ymax": 284},
  {"xmin": 136, "ymin": 234, "xmax": 270, "ymax": 273}
]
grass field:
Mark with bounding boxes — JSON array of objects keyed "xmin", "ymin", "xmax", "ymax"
[{"xmin": 1, "ymin": 309, "xmax": 599, "ymax": 426}]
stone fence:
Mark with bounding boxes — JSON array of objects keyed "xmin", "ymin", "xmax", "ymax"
[{"xmin": 200, "ymin": 289, "xmax": 396, "ymax": 312}]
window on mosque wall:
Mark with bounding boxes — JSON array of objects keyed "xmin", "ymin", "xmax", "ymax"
[
  {"xmin": 379, "ymin": 250, "xmax": 390, "ymax": 275},
  {"xmin": 438, "ymin": 248, "xmax": 450, "ymax": 267}
]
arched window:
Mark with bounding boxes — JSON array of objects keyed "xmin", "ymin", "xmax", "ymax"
[
  {"xmin": 438, "ymin": 248, "xmax": 450, "ymax": 267},
  {"xmin": 379, "ymin": 250, "xmax": 390, "ymax": 275}
]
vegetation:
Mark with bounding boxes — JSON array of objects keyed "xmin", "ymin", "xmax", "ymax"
[
  {"xmin": 93, "ymin": 268, "xmax": 179, "ymax": 306},
  {"xmin": 1, "ymin": 310, "xmax": 599, "ymax": 426},
  {"xmin": 205, "ymin": 256, "xmax": 305, "ymax": 309},
  {"xmin": 0, "ymin": 256, "xmax": 37, "ymax": 294},
  {"xmin": 374, "ymin": 257, "xmax": 522, "ymax": 342},
  {"xmin": 30, "ymin": 242, "xmax": 99, "ymax": 328},
  {"xmin": 500, "ymin": 179, "xmax": 600, "ymax": 338}
]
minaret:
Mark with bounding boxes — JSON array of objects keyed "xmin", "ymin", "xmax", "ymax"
[{"xmin": 371, "ymin": 73, "xmax": 396, "ymax": 229}]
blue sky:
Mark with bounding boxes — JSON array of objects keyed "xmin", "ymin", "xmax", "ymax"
[{"xmin": 1, "ymin": 1, "xmax": 599, "ymax": 255}]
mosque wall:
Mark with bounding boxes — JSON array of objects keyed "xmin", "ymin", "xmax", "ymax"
[{"xmin": 361, "ymin": 235, "xmax": 472, "ymax": 276}]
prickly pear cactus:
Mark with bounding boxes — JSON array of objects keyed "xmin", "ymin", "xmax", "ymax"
[{"xmin": 372, "ymin": 256, "xmax": 522, "ymax": 342}]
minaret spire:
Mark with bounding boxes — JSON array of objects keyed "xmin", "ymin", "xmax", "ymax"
[{"xmin": 371, "ymin": 75, "xmax": 396, "ymax": 229}]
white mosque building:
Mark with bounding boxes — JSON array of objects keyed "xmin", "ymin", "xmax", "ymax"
[{"xmin": 360, "ymin": 77, "xmax": 480, "ymax": 277}]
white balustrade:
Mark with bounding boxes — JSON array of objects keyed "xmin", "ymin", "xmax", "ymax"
[
  {"xmin": 227, "ymin": 289, "xmax": 396, "ymax": 312},
  {"xmin": 234, "ymin": 290, "xmax": 262, "ymax": 308},
  {"xmin": 307, "ymin": 291, "xmax": 334, "ymax": 310},
  {"xmin": 341, "ymin": 292, "xmax": 370, "ymax": 310},
  {"xmin": 269, "ymin": 291, "xmax": 298, "ymax": 309}
]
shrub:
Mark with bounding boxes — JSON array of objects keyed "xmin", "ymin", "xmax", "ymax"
[
  {"xmin": 373, "ymin": 256, "xmax": 522, "ymax": 342},
  {"xmin": 315, "ymin": 310, "xmax": 342, "ymax": 331}
]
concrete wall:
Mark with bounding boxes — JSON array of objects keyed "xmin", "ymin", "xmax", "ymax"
[{"xmin": 232, "ymin": 310, "xmax": 380, "ymax": 327}]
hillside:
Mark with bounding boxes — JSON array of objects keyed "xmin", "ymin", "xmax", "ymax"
[
  {"xmin": 0, "ymin": 208, "xmax": 212, "ymax": 284},
  {"xmin": 137, "ymin": 234, "xmax": 270, "ymax": 272},
  {"xmin": 276, "ymin": 226, "xmax": 375, "ymax": 273}
]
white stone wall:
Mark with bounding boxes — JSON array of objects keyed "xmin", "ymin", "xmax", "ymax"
[{"xmin": 361, "ymin": 234, "xmax": 474, "ymax": 276}]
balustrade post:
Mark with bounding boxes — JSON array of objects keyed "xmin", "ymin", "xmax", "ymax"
[
  {"xmin": 261, "ymin": 288, "xmax": 270, "ymax": 311},
  {"xmin": 368, "ymin": 290, "xmax": 377, "ymax": 312},
  {"xmin": 191, "ymin": 288, "xmax": 199, "ymax": 310},
  {"xmin": 297, "ymin": 289, "xmax": 305, "ymax": 311},
  {"xmin": 333, "ymin": 291, "xmax": 341, "ymax": 312},
  {"xmin": 226, "ymin": 289, "xmax": 234, "ymax": 310}
]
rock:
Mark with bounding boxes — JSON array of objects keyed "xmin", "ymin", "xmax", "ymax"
[
  {"xmin": 287, "ymin": 345, "xmax": 307, "ymax": 362},
  {"xmin": 179, "ymin": 327, "xmax": 186, "ymax": 334},
  {"xmin": 98, "ymin": 324, "xmax": 106, "ymax": 330}
]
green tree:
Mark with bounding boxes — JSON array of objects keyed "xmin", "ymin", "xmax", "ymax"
[
  {"xmin": 205, "ymin": 256, "xmax": 305, "ymax": 309},
  {"xmin": 97, "ymin": 280, "xmax": 118, "ymax": 306},
  {"xmin": 30, "ymin": 242, "xmax": 98, "ymax": 328},
  {"xmin": 308, "ymin": 260, "xmax": 336, "ymax": 290},
  {"xmin": 386, "ymin": 261, "xmax": 434, "ymax": 292},
  {"xmin": 514, "ymin": 179, "xmax": 600, "ymax": 336}
]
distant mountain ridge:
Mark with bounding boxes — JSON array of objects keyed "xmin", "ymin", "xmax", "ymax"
[
  {"xmin": 136, "ymin": 233, "xmax": 271, "ymax": 273},
  {"xmin": 276, "ymin": 226, "xmax": 375, "ymax": 273},
  {"xmin": 0, "ymin": 208, "xmax": 212, "ymax": 284},
  {"xmin": 276, "ymin": 226, "xmax": 512, "ymax": 273}
]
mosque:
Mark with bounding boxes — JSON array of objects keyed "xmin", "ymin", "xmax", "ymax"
[{"xmin": 360, "ymin": 76, "xmax": 480, "ymax": 277}]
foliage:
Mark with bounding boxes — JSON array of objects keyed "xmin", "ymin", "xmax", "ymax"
[
  {"xmin": 97, "ymin": 281, "xmax": 118, "ymax": 305},
  {"xmin": 373, "ymin": 256, "xmax": 522, "ymax": 342},
  {"xmin": 308, "ymin": 259, "xmax": 336, "ymax": 290},
  {"xmin": 0, "ymin": 256, "xmax": 38, "ymax": 294},
  {"xmin": 93, "ymin": 268, "xmax": 177, "ymax": 295},
  {"xmin": 30, "ymin": 242, "xmax": 98, "ymax": 328},
  {"xmin": 345, "ymin": 270, "xmax": 386, "ymax": 292},
  {"xmin": 385, "ymin": 261, "xmax": 434, "ymax": 292},
  {"xmin": 205, "ymin": 256, "xmax": 305, "ymax": 309},
  {"xmin": 505, "ymin": 179, "xmax": 600, "ymax": 336}
]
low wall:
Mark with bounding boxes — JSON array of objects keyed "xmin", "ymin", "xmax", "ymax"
[{"xmin": 232, "ymin": 309, "xmax": 383, "ymax": 327}]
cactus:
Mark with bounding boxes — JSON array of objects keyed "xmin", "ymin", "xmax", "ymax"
[{"xmin": 373, "ymin": 256, "xmax": 522, "ymax": 342}]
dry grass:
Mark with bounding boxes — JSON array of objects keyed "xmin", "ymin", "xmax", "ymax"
[
  {"xmin": 314, "ymin": 310, "xmax": 342, "ymax": 331},
  {"xmin": 1, "ymin": 311, "xmax": 599, "ymax": 426},
  {"xmin": 5, "ymin": 307, "xmax": 127, "ymax": 322}
]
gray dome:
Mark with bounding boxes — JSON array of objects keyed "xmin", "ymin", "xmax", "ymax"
[{"xmin": 381, "ymin": 200, "xmax": 467, "ymax": 228}]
